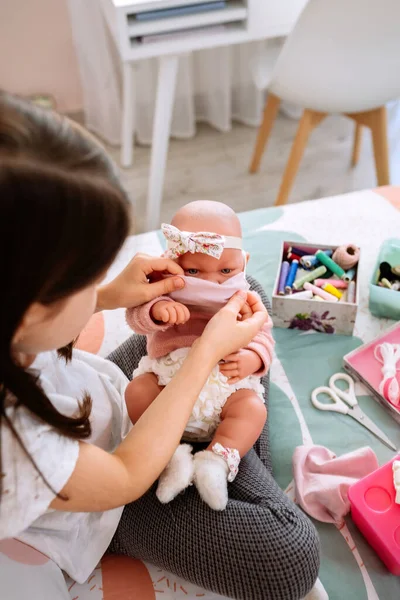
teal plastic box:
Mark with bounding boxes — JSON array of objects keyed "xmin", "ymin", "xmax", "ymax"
[{"xmin": 369, "ymin": 239, "xmax": 400, "ymax": 320}]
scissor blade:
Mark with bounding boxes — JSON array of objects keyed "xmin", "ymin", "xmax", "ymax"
[{"xmin": 348, "ymin": 406, "xmax": 398, "ymax": 451}]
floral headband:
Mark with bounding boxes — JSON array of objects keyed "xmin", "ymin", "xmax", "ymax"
[{"xmin": 161, "ymin": 223, "xmax": 243, "ymax": 260}]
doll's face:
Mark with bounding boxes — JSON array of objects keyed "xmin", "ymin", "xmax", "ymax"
[
  {"xmin": 177, "ymin": 249, "xmax": 246, "ymax": 284},
  {"xmin": 171, "ymin": 200, "xmax": 247, "ymax": 283}
]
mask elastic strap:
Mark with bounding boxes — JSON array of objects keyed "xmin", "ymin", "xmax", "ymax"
[{"xmin": 242, "ymin": 250, "xmax": 247, "ymax": 276}]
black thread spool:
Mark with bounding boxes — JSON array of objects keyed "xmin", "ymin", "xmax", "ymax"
[{"xmin": 379, "ymin": 262, "xmax": 397, "ymax": 283}]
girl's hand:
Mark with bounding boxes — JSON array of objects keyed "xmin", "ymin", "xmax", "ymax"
[
  {"xmin": 220, "ymin": 349, "xmax": 262, "ymax": 384},
  {"xmin": 198, "ymin": 291, "xmax": 268, "ymax": 363},
  {"xmin": 96, "ymin": 253, "xmax": 184, "ymax": 311}
]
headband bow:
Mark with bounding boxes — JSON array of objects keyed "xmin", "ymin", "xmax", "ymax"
[{"xmin": 162, "ymin": 223, "xmax": 228, "ymax": 259}]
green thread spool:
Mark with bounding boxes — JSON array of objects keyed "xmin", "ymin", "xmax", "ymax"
[
  {"xmin": 315, "ymin": 250, "xmax": 346, "ymax": 280},
  {"xmin": 293, "ymin": 265, "xmax": 327, "ymax": 290}
]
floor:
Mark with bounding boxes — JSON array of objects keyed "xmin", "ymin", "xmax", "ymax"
[{"xmin": 106, "ymin": 109, "xmax": 400, "ymax": 233}]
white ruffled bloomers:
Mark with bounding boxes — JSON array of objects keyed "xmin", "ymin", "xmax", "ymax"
[{"xmin": 133, "ymin": 347, "xmax": 264, "ymax": 442}]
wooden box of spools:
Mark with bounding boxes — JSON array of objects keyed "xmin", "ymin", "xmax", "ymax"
[{"xmin": 272, "ymin": 241, "xmax": 360, "ymax": 335}]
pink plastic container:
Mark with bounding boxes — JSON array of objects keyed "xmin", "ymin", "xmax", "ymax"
[{"xmin": 348, "ymin": 456, "xmax": 400, "ymax": 575}]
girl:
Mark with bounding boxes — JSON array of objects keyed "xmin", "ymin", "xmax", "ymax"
[{"xmin": 0, "ymin": 93, "xmax": 320, "ymax": 600}]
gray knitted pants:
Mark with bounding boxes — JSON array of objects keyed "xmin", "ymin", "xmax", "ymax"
[{"xmin": 107, "ymin": 276, "xmax": 320, "ymax": 600}]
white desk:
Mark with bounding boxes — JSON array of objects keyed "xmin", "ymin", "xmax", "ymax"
[{"xmin": 100, "ymin": 0, "xmax": 307, "ymax": 230}]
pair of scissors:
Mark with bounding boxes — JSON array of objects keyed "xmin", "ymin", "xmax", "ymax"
[{"xmin": 311, "ymin": 372, "xmax": 397, "ymax": 451}]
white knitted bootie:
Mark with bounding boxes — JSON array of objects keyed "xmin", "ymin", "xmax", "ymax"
[
  {"xmin": 156, "ymin": 444, "xmax": 194, "ymax": 504},
  {"xmin": 194, "ymin": 450, "xmax": 230, "ymax": 510}
]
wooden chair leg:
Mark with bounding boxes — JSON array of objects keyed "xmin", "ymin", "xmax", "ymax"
[
  {"xmin": 275, "ymin": 109, "xmax": 327, "ymax": 206},
  {"xmin": 351, "ymin": 123, "xmax": 363, "ymax": 167},
  {"xmin": 249, "ymin": 93, "xmax": 281, "ymax": 174},
  {"xmin": 370, "ymin": 107, "xmax": 390, "ymax": 186},
  {"xmin": 346, "ymin": 106, "xmax": 390, "ymax": 186}
]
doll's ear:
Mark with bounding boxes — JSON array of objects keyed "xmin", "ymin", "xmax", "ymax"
[{"xmin": 245, "ymin": 252, "xmax": 250, "ymax": 264}]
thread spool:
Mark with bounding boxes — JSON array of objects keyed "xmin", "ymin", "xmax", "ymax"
[
  {"xmin": 332, "ymin": 244, "xmax": 360, "ymax": 270},
  {"xmin": 304, "ymin": 282, "xmax": 339, "ymax": 302},
  {"xmin": 295, "ymin": 268, "xmax": 309, "ymax": 283},
  {"xmin": 379, "ymin": 262, "xmax": 397, "ymax": 282},
  {"xmin": 300, "ymin": 249, "xmax": 332, "ymax": 270},
  {"xmin": 379, "ymin": 278, "xmax": 392, "ymax": 289},
  {"xmin": 288, "ymin": 246, "xmax": 308, "ymax": 258},
  {"xmin": 287, "ymin": 290, "xmax": 313, "ymax": 300},
  {"xmin": 344, "ymin": 268, "xmax": 356, "ymax": 282},
  {"xmin": 316, "ymin": 251, "xmax": 346, "ymax": 280},
  {"xmin": 300, "ymin": 255, "xmax": 319, "ymax": 269},
  {"xmin": 322, "ymin": 283, "xmax": 343, "ymax": 299},
  {"xmin": 285, "ymin": 260, "xmax": 299, "ymax": 293},
  {"xmin": 278, "ymin": 261, "xmax": 290, "ymax": 295},
  {"xmin": 293, "ymin": 266, "xmax": 327, "ymax": 290},
  {"xmin": 314, "ymin": 278, "xmax": 348, "ymax": 289},
  {"xmin": 347, "ymin": 281, "xmax": 356, "ymax": 303}
]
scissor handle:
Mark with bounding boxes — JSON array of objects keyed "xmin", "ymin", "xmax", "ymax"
[
  {"xmin": 329, "ymin": 372, "xmax": 357, "ymax": 407},
  {"xmin": 311, "ymin": 386, "xmax": 349, "ymax": 414}
]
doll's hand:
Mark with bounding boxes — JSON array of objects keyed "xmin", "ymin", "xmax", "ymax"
[
  {"xmin": 219, "ymin": 349, "xmax": 262, "ymax": 384},
  {"xmin": 151, "ymin": 300, "xmax": 190, "ymax": 325}
]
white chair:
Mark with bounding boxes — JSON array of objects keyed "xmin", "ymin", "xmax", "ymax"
[{"xmin": 249, "ymin": 0, "xmax": 400, "ymax": 206}]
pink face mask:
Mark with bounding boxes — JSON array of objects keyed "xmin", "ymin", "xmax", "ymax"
[{"xmin": 169, "ymin": 264, "xmax": 249, "ymax": 314}]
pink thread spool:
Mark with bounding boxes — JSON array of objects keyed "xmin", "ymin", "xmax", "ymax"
[
  {"xmin": 332, "ymin": 244, "xmax": 360, "ymax": 270},
  {"xmin": 314, "ymin": 279, "xmax": 348, "ymax": 289}
]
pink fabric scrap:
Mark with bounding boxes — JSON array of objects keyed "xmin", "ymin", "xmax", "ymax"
[{"xmin": 293, "ymin": 445, "xmax": 379, "ymax": 524}]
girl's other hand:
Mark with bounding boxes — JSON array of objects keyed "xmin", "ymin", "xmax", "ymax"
[
  {"xmin": 198, "ymin": 291, "xmax": 268, "ymax": 363},
  {"xmin": 96, "ymin": 253, "xmax": 185, "ymax": 311}
]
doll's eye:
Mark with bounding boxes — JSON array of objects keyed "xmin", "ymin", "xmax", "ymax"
[
  {"xmin": 187, "ymin": 269, "xmax": 199, "ymax": 275},
  {"xmin": 221, "ymin": 269, "xmax": 232, "ymax": 274}
]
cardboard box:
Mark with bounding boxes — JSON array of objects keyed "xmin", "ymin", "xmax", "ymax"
[{"xmin": 272, "ymin": 241, "xmax": 359, "ymax": 336}]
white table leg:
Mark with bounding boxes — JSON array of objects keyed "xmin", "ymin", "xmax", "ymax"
[
  {"xmin": 146, "ymin": 54, "xmax": 179, "ymax": 231},
  {"xmin": 120, "ymin": 62, "xmax": 136, "ymax": 168}
]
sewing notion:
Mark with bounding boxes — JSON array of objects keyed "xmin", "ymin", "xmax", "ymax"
[
  {"xmin": 374, "ymin": 343, "xmax": 400, "ymax": 407},
  {"xmin": 369, "ymin": 238, "xmax": 400, "ymax": 320},
  {"xmin": 272, "ymin": 241, "xmax": 360, "ymax": 335},
  {"xmin": 344, "ymin": 322, "xmax": 400, "ymax": 424},
  {"xmin": 349, "ymin": 455, "xmax": 400, "ymax": 575},
  {"xmin": 311, "ymin": 373, "xmax": 397, "ymax": 451}
]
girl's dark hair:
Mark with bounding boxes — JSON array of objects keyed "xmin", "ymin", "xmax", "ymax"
[{"xmin": 0, "ymin": 92, "xmax": 130, "ymax": 492}]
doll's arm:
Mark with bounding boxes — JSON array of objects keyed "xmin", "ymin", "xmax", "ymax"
[
  {"xmin": 245, "ymin": 313, "xmax": 275, "ymax": 376},
  {"xmin": 126, "ymin": 296, "xmax": 175, "ymax": 334}
]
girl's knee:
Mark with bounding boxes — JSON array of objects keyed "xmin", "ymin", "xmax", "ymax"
[
  {"xmin": 288, "ymin": 515, "xmax": 320, "ymax": 598},
  {"xmin": 270, "ymin": 511, "xmax": 320, "ymax": 600},
  {"xmin": 244, "ymin": 510, "xmax": 320, "ymax": 600}
]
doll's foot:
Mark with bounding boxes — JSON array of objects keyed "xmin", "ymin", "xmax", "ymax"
[
  {"xmin": 156, "ymin": 444, "xmax": 194, "ymax": 504},
  {"xmin": 193, "ymin": 450, "xmax": 230, "ymax": 510}
]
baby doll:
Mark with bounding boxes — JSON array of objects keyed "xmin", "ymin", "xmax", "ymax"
[{"xmin": 125, "ymin": 201, "xmax": 274, "ymax": 510}]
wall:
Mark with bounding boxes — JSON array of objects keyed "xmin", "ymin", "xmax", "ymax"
[{"xmin": 0, "ymin": 0, "xmax": 83, "ymax": 113}]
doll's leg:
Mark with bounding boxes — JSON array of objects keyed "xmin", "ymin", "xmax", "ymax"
[
  {"xmin": 194, "ymin": 390, "xmax": 266, "ymax": 510},
  {"xmin": 125, "ymin": 373, "xmax": 162, "ymax": 424},
  {"xmin": 210, "ymin": 390, "xmax": 267, "ymax": 457}
]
